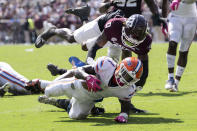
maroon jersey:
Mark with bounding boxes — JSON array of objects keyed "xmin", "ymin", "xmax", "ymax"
[{"xmin": 104, "ymin": 18, "xmax": 152, "ymax": 55}]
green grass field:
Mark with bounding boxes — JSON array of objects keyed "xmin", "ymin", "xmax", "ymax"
[{"xmin": 0, "ymin": 43, "xmax": 197, "ymax": 131}]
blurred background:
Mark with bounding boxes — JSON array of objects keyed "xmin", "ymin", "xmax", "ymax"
[{"xmin": 0, "ymin": 0, "xmax": 196, "ymax": 44}]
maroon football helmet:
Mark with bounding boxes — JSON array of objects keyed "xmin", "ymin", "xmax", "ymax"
[{"xmin": 122, "ymin": 14, "xmax": 148, "ymax": 48}]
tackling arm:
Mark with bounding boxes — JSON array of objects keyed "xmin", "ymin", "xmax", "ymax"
[
  {"xmin": 115, "ymin": 99, "xmax": 130, "ymax": 123},
  {"xmin": 86, "ymin": 31, "xmax": 108, "ymax": 62},
  {"xmin": 135, "ymin": 54, "xmax": 148, "ymax": 87}
]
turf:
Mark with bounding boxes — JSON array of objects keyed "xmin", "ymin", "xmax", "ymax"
[{"xmin": 0, "ymin": 43, "xmax": 197, "ymax": 131}]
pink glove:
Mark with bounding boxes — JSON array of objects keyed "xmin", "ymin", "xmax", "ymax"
[
  {"xmin": 114, "ymin": 116, "xmax": 128, "ymax": 123},
  {"xmin": 114, "ymin": 113, "xmax": 128, "ymax": 123},
  {"xmin": 170, "ymin": 0, "xmax": 181, "ymax": 11},
  {"xmin": 85, "ymin": 75, "xmax": 102, "ymax": 92}
]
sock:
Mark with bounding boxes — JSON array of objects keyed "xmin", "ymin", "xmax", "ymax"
[
  {"xmin": 166, "ymin": 54, "xmax": 176, "ymax": 68},
  {"xmin": 40, "ymin": 80, "xmax": 52, "ymax": 90},
  {"xmin": 168, "ymin": 73, "xmax": 174, "ymax": 79},
  {"xmin": 175, "ymin": 79, "xmax": 180, "ymax": 86},
  {"xmin": 175, "ymin": 65, "xmax": 185, "ymax": 78}
]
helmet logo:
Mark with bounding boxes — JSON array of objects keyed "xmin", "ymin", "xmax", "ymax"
[
  {"xmin": 126, "ymin": 59, "xmax": 132, "ymax": 66},
  {"xmin": 126, "ymin": 18, "xmax": 135, "ymax": 28}
]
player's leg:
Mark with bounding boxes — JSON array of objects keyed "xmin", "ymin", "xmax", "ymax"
[
  {"xmin": 0, "ymin": 62, "xmax": 31, "ymax": 95},
  {"xmin": 65, "ymin": 5, "xmax": 90, "ymax": 22},
  {"xmin": 35, "ymin": 25, "xmax": 75, "ymax": 48},
  {"xmin": 165, "ymin": 15, "xmax": 182, "ymax": 91},
  {"xmin": 73, "ymin": 16, "xmax": 103, "ymax": 50},
  {"xmin": 38, "ymin": 96, "xmax": 105, "ymax": 115},
  {"xmin": 172, "ymin": 17, "xmax": 197, "ymax": 92},
  {"xmin": 107, "ymin": 44, "xmax": 122, "ymax": 63},
  {"xmin": 68, "ymin": 97, "xmax": 94, "ymax": 119}
]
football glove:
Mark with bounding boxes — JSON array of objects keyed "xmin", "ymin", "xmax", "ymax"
[
  {"xmin": 170, "ymin": 0, "xmax": 181, "ymax": 11},
  {"xmin": 85, "ymin": 75, "xmax": 102, "ymax": 92},
  {"xmin": 114, "ymin": 113, "xmax": 128, "ymax": 123}
]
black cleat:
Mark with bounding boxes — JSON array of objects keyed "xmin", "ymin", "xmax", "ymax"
[
  {"xmin": 91, "ymin": 106, "xmax": 105, "ymax": 116},
  {"xmin": 47, "ymin": 64, "xmax": 60, "ymax": 76},
  {"xmin": 65, "ymin": 5, "xmax": 90, "ymax": 22},
  {"xmin": 35, "ymin": 26, "xmax": 56, "ymax": 48},
  {"xmin": 47, "ymin": 63, "xmax": 67, "ymax": 76},
  {"xmin": 0, "ymin": 83, "xmax": 10, "ymax": 97}
]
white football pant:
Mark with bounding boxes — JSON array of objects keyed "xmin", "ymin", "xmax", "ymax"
[
  {"xmin": 168, "ymin": 14, "xmax": 197, "ymax": 52},
  {"xmin": 44, "ymin": 77, "xmax": 95, "ymax": 119},
  {"xmin": 0, "ymin": 62, "xmax": 29, "ymax": 94}
]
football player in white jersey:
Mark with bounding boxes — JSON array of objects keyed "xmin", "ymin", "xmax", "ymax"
[
  {"xmin": 32, "ymin": 57, "xmax": 143, "ymax": 123},
  {"xmin": 165, "ymin": 0, "xmax": 197, "ymax": 92},
  {"xmin": 0, "ymin": 62, "xmax": 42, "ymax": 97}
]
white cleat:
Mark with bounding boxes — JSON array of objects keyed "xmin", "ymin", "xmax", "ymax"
[
  {"xmin": 169, "ymin": 84, "xmax": 178, "ymax": 92},
  {"xmin": 165, "ymin": 77, "xmax": 175, "ymax": 90}
]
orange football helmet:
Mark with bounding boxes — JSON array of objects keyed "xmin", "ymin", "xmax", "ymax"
[{"xmin": 115, "ymin": 57, "xmax": 143, "ymax": 87}]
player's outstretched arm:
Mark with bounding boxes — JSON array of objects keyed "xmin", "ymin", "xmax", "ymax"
[{"xmin": 114, "ymin": 99, "xmax": 130, "ymax": 123}]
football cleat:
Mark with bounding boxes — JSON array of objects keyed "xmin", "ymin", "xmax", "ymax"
[
  {"xmin": 0, "ymin": 83, "xmax": 11, "ymax": 97},
  {"xmin": 68, "ymin": 56, "xmax": 86, "ymax": 67},
  {"xmin": 38, "ymin": 97, "xmax": 71, "ymax": 112},
  {"xmin": 47, "ymin": 64, "xmax": 60, "ymax": 76},
  {"xmin": 47, "ymin": 63, "xmax": 67, "ymax": 76},
  {"xmin": 65, "ymin": 5, "xmax": 90, "ymax": 22},
  {"xmin": 91, "ymin": 106, "xmax": 105, "ymax": 116},
  {"xmin": 169, "ymin": 83, "xmax": 178, "ymax": 92},
  {"xmin": 165, "ymin": 77, "xmax": 175, "ymax": 90},
  {"xmin": 35, "ymin": 26, "xmax": 56, "ymax": 48},
  {"xmin": 38, "ymin": 95, "xmax": 58, "ymax": 106},
  {"xmin": 25, "ymin": 79, "xmax": 43, "ymax": 94}
]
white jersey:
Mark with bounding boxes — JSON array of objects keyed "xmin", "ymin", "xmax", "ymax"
[
  {"xmin": 171, "ymin": 1, "xmax": 197, "ymax": 17},
  {"xmin": 93, "ymin": 56, "xmax": 117, "ymax": 87}
]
